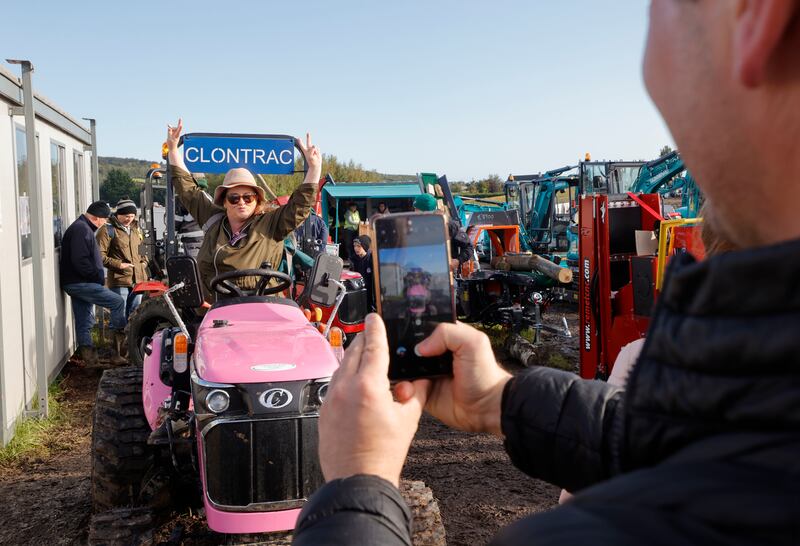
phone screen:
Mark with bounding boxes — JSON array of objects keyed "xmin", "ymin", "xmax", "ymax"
[{"xmin": 374, "ymin": 213, "xmax": 455, "ymax": 381}]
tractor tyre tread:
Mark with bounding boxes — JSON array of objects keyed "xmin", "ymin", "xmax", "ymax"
[
  {"xmin": 88, "ymin": 506, "xmax": 155, "ymax": 546},
  {"xmin": 91, "ymin": 366, "xmax": 158, "ymax": 512},
  {"xmin": 400, "ymin": 480, "xmax": 447, "ymax": 546}
]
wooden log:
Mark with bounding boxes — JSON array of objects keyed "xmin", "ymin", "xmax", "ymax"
[
  {"xmin": 491, "ymin": 254, "xmax": 573, "ymax": 284},
  {"xmin": 505, "ymin": 333, "xmax": 540, "ymax": 367},
  {"xmin": 531, "ymin": 254, "xmax": 573, "ymax": 284}
]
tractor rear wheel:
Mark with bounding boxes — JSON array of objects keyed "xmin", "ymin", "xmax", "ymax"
[
  {"xmin": 91, "ymin": 366, "xmax": 165, "ymax": 511},
  {"xmin": 125, "ymin": 297, "xmax": 177, "ymax": 367},
  {"xmin": 401, "ymin": 480, "xmax": 447, "ymax": 546}
]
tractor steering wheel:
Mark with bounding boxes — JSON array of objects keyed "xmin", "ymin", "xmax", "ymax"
[{"xmin": 210, "ymin": 268, "xmax": 292, "ymax": 298}]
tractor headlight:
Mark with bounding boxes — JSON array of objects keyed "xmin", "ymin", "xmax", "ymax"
[
  {"xmin": 205, "ymin": 389, "xmax": 230, "ymax": 414},
  {"xmin": 306, "ymin": 379, "xmax": 331, "ymax": 410},
  {"xmin": 317, "ymin": 383, "xmax": 329, "ymax": 403}
]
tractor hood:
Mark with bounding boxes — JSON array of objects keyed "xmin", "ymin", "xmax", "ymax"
[{"xmin": 193, "ymin": 301, "xmax": 339, "ymax": 384}]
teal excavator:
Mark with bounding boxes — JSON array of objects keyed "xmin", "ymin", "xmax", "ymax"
[
  {"xmin": 503, "ymin": 165, "xmax": 580, "ymax": 255},
  {"xmin": 628, "ymin": 150, "xmax": 702, "ymax": 218},
  {"xmin": 581, "ymin": 150, "xmax": 702, "ymax": 217}
]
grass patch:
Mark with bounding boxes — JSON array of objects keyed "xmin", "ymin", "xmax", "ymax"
[
  {"xmin": 476, "ymin": 324, "xmax": 508, "ymax": 350},
  {"xmin": 0, "ymin": 377, "xmax": 69, "ymax": 469},
  {"xmin": 544, "ymin": 352, "xmax": 573, "ymax": 371}
]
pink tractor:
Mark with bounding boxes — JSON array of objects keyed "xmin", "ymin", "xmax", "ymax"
[{"xmin": 89, "ymin": 254, "xmax": 346, "ymax": 543}]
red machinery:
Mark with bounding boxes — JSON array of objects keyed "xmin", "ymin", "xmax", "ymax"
[
  {"xmin": 578, "ymin": 193, "xmax": 704, "ymax": 380},
  {"xmin": 296, "ymin": 269, "xmax": 367, "ymax": 342}
]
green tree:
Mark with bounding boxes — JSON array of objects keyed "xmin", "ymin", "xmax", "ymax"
[
  {"xmin": 466, "ymin": 174, "xmax": 503, "ymax": 195},
  {"xmin": 484, "ymin": 174, "xmax": 503, "ymax": 194},
  {"xmin": 205, "ymin": 153, "xmax": 409, "ymax": 199},
  {"xmin": 659, "ymin": 145, "xmax": 674, "ymax": 156},
  {"xmin": 100, "ymin": 168, "xmax": 139, "ymax": 206}
]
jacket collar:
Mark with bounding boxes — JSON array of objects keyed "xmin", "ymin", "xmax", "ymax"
[
  {"xmin": 110, "ymin": 215, "xmax": 137, "ymax": 231},
  {"xmin": 80, "ymin": 214, "xmax": 99, "ymax": 232}
]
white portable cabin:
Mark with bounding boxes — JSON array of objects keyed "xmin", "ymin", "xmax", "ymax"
[{"xmin": 0, "ymin": 62, "xmax": 96, "ymax": 446}]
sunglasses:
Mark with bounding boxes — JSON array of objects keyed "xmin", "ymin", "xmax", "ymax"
[{"xmin": 226, "ymin": 192, "xmax": 257, "ymax": 205}]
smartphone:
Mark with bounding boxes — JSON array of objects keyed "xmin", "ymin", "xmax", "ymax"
[{"xmin": 373, "ymin": 212, "xmax": 455, "ymax": 381}]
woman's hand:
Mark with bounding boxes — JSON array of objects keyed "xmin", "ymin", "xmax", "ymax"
[
  {"xmin": 167, "ymin": 119, "xmax": 183, "ymax": 152},
  {"xmin": 296, "ymin": 133, "xmax": 322, "ymax": 183},
  {"xmin": 166, "ymin": 119, "xmax": 188, "ymax": 171}
]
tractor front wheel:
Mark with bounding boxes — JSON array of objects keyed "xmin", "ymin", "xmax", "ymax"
[{"xmin": 91, "ymin": 366, "xmax": 170, "ymax": 511}]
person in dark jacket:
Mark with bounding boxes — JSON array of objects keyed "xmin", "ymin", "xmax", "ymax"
[
  {"xmin": 413, "ymin": 193, "xmax": 473, "ymax": 271},
  {"xmin": 351, "ymin": 235, "xmax": 374, "ymax": 311},
  {"xmin": 174, "ymin": 175, "xmax": 212, "ymax": 258},
  {"xmin": 295, "ymin": 208, "xmax": 329, "ymax": 258},
  {"xmin": 293, "ymin": 2, "xmax": 800, "ymax": 545},
  {"xmin": 60, "ymin": 201, "xmax": 127, "ymax": 366}
]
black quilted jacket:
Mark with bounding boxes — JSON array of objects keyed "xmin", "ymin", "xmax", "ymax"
[{"xmin": 294, "ymin": 240, "xmax": 800, "ymax": 546}]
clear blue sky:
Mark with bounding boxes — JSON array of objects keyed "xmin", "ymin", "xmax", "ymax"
[{"xmin": 2, "ymin": 0, "xmax": 672, "ymax": 181}]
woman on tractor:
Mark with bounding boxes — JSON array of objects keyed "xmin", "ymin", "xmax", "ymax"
[{"xmin": 166, "ymin": 119, "xmax": 322, "ymax": 302}]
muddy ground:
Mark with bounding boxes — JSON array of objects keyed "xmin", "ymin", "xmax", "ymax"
[{"xmin": 0, "ymin": 305, "xmax": 576, "ymax": 546}]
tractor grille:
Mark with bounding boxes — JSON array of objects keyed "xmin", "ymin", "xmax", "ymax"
[{"xmin": 203, "ymin": 417, "xmax": 323, "ymax": 510}]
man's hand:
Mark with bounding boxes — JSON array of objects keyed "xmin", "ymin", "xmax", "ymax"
[
  {"xmin": 319, "ymin": 313, "xmax": 428, "ymax": 488},
  {"xmin": 296, "ymin": 133, "xmax": 322, "ymax": 184},
  {"xmin": 412, "ymin": 322, "xmax": 511, "ymax": 436}
]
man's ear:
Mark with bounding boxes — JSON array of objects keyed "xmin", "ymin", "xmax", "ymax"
[{"xmin": 733, "ymin": 0, "xmax": 798, "ymax": 87}]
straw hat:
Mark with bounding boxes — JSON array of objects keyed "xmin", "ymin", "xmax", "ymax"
[{"xmin": 213, "ymin": 168, "xmax": 266, "ymax": 206}]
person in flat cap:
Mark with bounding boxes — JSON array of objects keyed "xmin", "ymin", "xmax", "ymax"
[
  {"xmin": 60, "ymin": 201, "xmax": 127, "ymax": 366},
  {"xmin": 96, "ymin": 198, "xmax": 150, "ymax": 331},
  {"xmin": 166, "ymin": 119, "xmax": 322, "ymax": 302}
]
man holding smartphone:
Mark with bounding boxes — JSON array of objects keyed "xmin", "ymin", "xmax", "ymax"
[{"xmin": 294, "ymin": 1, "xmax": 800, "ymax": 544}]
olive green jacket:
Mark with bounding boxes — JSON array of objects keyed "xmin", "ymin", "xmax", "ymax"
[
  {"xmin": 96, "ymin": 217, "xmax": 149, "ymax": 288},
  {"xmin": 170, "ymin": 165, "xmax": 317, "ymax": 301}
]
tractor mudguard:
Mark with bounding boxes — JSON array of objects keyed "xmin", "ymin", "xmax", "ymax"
[
  {"xmin": 142, "ymin": 329, "xmax": 169, "ymax": 430},
  {"xmin": 132, "ymin": 280, "xmax": 169, "ymax": 295}
]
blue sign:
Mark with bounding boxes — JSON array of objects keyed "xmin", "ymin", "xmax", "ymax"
[{"xmin": 182, "ymin": 135, "xmax": 295, "ymax": 175}]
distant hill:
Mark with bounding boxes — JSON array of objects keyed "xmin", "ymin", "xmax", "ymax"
[
  {"xmin": 99, "ymin": 157, "xmax": 162, "ymax": 184},
  {"xmin": 99, "ymin": 155, "xmax": 416, "ymax": 189},
  {"xmin": 379, "ymin": 173, "xmax": 418, "ymax": 182}
]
